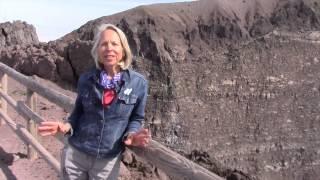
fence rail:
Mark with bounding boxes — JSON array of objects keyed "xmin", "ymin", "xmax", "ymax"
[
  {"xmin": 0, "ymin": 109, "xmax": 60, "ymax": 173},
  {"xmin": 0, "ymin": 62, "xmax": 224, "ymax": 180}
]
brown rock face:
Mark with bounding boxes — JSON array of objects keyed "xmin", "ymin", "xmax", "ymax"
[
  {"xmin": 0, "ymin": 20, "xmax": 39, "ymax": 47},
  {"xmin": 0, "ymin": 43, "xmax": 65, "ymax": 84},
  {"xmin": 1, "ymin": 0, "xmax": 320, "ymax": 179}
]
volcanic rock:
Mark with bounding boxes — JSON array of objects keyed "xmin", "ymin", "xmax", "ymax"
[
  {"xmin": 0, "ymin": 20, "xmax": 39, "ymax": 47},
  {"xmin": 1, "ymin": 0, "xmax": 320, "ymax": 179}
]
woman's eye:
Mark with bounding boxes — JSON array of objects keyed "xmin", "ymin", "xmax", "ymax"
[{"xmin": 101, "ymin": 42, "xmax": 108, "ymax": 47}]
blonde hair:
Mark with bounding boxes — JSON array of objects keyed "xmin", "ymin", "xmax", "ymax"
[{"xmin": 91, "ymin": 24, "xmax": 132, "ymax": 70}]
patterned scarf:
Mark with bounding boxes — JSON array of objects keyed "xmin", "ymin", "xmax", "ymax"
[
  {"xmin": 100, "ymin": 71, "xmax": 122, "ymax": 89},
  {"xmin": 100, "ymin": 71, "xmax": 122, "ymax": 106}
]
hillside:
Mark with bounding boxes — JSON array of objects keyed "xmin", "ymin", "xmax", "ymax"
[{"xmin": 1, "ymin": 0, "xmax": 320, "ymax": 179}]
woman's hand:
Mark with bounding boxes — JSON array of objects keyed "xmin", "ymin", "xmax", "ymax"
[
  {"xmin": 124, "ymin": 128, "xmax": 151, "ymax": 147},
  {"xmin": 38, "ymin": 121, "xmax": 71, "ymax": 136}
]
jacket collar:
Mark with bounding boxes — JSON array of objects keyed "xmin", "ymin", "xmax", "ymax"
[
  {"xmin": 90, "ymin": 68, "xmax": 132, "ymax": 85},
  {"xmin": 121, "ymin": 69, "xmax": 131, "ymax": 84}
]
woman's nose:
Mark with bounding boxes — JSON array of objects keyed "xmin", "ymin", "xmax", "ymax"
[{"xmin": 106, "ymin": 43, "xmax": 112, "ymax": 50}]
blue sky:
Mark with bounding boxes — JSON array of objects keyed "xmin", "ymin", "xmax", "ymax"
[{"xmin": 0, "ymin": 0, "xmax": 193, "ymax": 42}]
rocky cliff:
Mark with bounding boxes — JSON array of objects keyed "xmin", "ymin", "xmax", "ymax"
[
  {"xmin": 0, "ymin": 20, "xmax": 39, "ymax": 47},
  {"xmin": 1, "ymin": 0, "xmax": 320, "ymax": 179}
]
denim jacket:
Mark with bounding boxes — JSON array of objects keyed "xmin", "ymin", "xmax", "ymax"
[{"xmin": 67, "ymin": 68, "xmax": 148, "ymax": 158}]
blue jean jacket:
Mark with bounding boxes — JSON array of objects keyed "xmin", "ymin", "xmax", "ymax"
[{"xmin": 67, "ymin": 68, "xmax": 148, "ymax": 158}]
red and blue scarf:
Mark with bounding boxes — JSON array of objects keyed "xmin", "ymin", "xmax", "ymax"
[{"xmin": 100, "ymin": 71, "xmax": 122, "ymax": 106}]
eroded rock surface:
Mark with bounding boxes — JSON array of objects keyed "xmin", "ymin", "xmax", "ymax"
[
  {"xmin": 1, "ymin": 0, "xmax": 320, "ymax": 179},
  {"xmin": 0, "ymin": 21, "xmax": 39, "ymax": 47}
]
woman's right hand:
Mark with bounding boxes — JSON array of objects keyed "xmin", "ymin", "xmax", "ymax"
[{"xmin": 38, "ymin": 121, "xmax": 71, "ymax": 136}]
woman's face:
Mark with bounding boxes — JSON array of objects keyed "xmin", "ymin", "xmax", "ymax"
[{"xmin": 98, "ymin": 29, "xmax": 124, "ymax": 70}]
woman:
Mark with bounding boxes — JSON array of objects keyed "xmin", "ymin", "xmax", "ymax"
[{"xmin": 38, "ymin": 24, "xmax": 151, "ymax": 180}]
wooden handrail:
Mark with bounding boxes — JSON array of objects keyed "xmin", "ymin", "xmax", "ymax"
[
  {"xmin": 0, "ymin": 110, "xmax": 60, "ymax": 172},
  {"xmin": 0, "ymin": 90, "xmax": 42, "ymax": 124},
  {"xmin": 0, "ymin": 62, "xmax": 224, "ymax": 180},
  {"xmin": 0, "ymin": 72, "xmax": 7, "ymax": 125},
  {"xmin": 132, "ymin": 140, "xmax": 224, "ymax": 180},
  {"xmin": 0, "ymin": 89, "xmax": 64, "ymax": 143},
  {"xmin": 0, "ymin": 63, "xmax": 74, "ymax": 112},
  {"xmin": 26, "ymin": 84, "xmax": 38, "ymax": 159}
]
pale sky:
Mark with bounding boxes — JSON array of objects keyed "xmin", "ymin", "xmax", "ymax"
[{"xmin": 0, "ymin": 0, "xmax": 193, "ymax": 42}]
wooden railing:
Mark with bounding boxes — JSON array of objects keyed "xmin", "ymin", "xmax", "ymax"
[{"xmin": 0, "ymin": 62, "xmax": 224, "ymax": 180}]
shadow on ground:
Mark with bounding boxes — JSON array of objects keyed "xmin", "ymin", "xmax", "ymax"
[{"xmin": 0, "ymin": 146, "xmax": 27, "ymax": 180}]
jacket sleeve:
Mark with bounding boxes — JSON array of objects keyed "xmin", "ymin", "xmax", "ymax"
[
  {"xmin": 67, "ymin": 94, "xmax": 83, "ymax": 129},
  {"xmin": 124, "ymin": 80, "xmax": 148, "ymax": 136},
  {"xmin": 66, "ymin": 78, "xmax": 84, "ymax": 131}
]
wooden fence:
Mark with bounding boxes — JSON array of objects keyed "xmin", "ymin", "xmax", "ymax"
[{"xmin": 0, "ymin": 62, "xmax": 224, "ymax": 180}]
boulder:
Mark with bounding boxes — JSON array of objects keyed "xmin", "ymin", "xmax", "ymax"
[{"xmin": 0, "ymin": 20, "xmax": 39, "ymax": 47}]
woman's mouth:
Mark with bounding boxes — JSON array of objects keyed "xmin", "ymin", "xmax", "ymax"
[{"xmin": 104, "ymin": 55, "xmax": 115, "ymax": 59}]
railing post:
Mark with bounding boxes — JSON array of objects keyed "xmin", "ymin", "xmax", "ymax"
[
  {"xmin": 0, "ymin": 72, "xmax": 7, "ymax": 126},
  {"xmin": 26, "ymin": 76, "xmax": 38, "ymax": 160}
]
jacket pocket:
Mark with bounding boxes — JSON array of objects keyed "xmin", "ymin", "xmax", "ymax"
[{"xmin": 116, "ymin": 94, "xmax": 138, "ymax": 117}]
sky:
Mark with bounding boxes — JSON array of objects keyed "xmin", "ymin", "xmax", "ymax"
[{"xmin": 0, "ymin": 0, "xmax": 193, "ymax": 42}]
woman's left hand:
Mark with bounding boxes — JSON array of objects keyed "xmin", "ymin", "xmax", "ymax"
[{"xmin": 124, "ymin": 128, "xmax": 151, "ymax": 147}]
